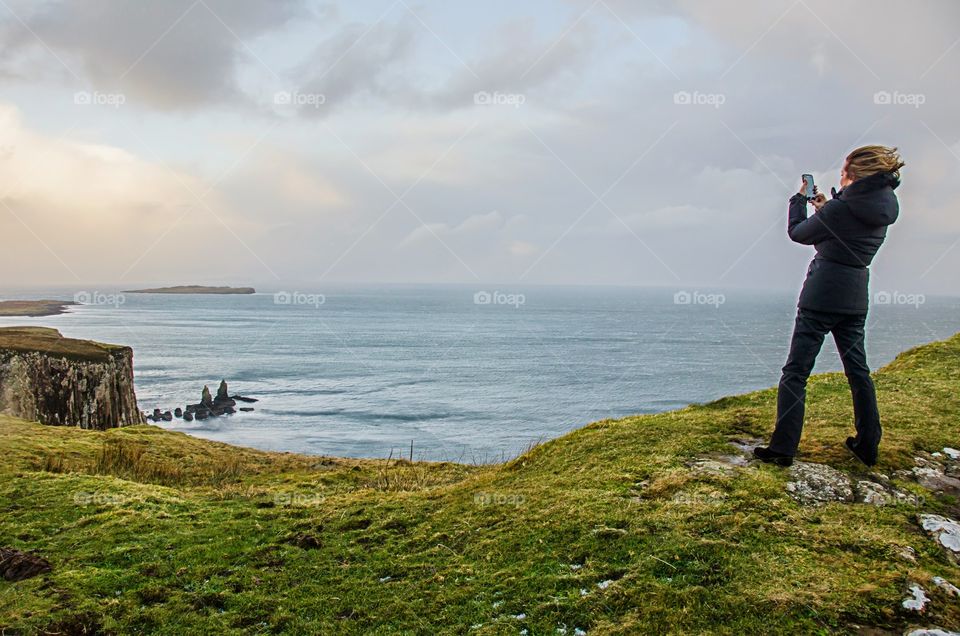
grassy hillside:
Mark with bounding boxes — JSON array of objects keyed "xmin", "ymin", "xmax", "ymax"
[{"xmin": 2, "ymin": 334, "xmax": 960, "ymax": 634}]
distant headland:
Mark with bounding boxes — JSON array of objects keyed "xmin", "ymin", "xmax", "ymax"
[
  {"xmin": 0, "ymin": 299, "xmax": 78, "ymax": 317},
  {"xmin": 122, "ymin": 285, "xmax": 256, "ymax": 295}
]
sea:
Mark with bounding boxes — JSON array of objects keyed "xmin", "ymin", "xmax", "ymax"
[{"xmin": 1, "ymin": 285, "xmax": 957, "ymax": 463}]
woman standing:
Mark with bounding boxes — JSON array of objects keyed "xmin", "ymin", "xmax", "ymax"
[{"xmin": 754, "ymin": 145, "xmax": 905, "ymax": 468}]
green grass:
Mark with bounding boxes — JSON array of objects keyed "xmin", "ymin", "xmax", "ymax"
[
  {"xmin": 0, "ymin": 300, "xmax": 76, "ymax": 318},
  {"xmin": 2, "ymin": 334, "xmax": 960, "ymax": 634},
  {"xmin": 0, "ymin": 327, "xmax": 128, "ymax": 363}
]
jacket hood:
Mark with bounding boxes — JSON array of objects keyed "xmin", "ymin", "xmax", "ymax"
[{"xmin": 838, "ymin": 171, "xmax": 900, "ymax": 227}]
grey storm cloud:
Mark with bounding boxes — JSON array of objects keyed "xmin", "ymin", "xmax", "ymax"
[
  {"xmin": 0, "ymin": 0, "xmax": 309, "ymax": 109},
  {"xmin": 289, "ymin": 15, "xmax": 419, "ymax": 117}
]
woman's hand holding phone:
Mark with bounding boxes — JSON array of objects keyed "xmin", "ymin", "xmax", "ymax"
[{"xmin": 809, "ymin": 187, "xmax": 828, "ymax": 210}]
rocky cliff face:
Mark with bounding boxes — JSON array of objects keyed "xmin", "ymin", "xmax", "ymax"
[{"xmin": 0, "ymin": 327, "xmax": 145, "ymax": 429}]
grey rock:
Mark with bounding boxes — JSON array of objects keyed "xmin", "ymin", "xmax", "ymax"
[
  {"xmin": 932, "ymin": 576, "xmax": 960, "ymax": 597},
  {"xmin": 786, "ymin": 462, "xmax": 855, "ymax": 505},
  {"xmin": 902, "ymin": 584, "xmax": 929, "ymax": 612},
  {"xmin": 919, "ymin": 514, "xmax": 960, "ymax": 554}
]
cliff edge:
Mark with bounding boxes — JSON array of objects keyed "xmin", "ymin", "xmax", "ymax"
[{"xmin": 0, "ymin": 326, "xmax": 144, "ymax": 429}]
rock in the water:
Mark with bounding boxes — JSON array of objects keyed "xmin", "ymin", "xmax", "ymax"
[
  {"xmin": 183, "ymin": 411, "xmax": 194, "ymax": 422},
  {"xmin": 239, "ymin": 407, "xmax": 254, "ymax": 412},
  {"xmin": 919, "ymin": 514, "xmax": 960, "ymax": 554},
  {"xmin": 232, "ymin": 395, "xmax": 258, "ymax": 403},
  {"xmin": 902, "ymin": 584, "xmax": 929, "ymax": 612},
  {"xmin": 0, "ymin": 547, "xmax": 52, "ymax": 581},
  {"xmin": 162, "ymin": 411, "xmax": 173, "ymax": 421},
  {"xmin": 201, "ymin": 385, "xmax": 213, "ymax": 407},
  {"xmin": 217, "ymin": 379, "xmax": 229, "ymax": 401},
  {"xmin": 174, "ymin": 407, "xmax": 182, "ymax": 418}
]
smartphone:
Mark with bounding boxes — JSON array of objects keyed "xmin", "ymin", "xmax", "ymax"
[{"xmin": 801, "ymin": 174, "xmax": 815, "ymax": 199}]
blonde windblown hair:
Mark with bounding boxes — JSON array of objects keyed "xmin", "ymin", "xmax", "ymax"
[{"xmin": 845, "ymin": 145, "xmax": 905, "ymax": 181}]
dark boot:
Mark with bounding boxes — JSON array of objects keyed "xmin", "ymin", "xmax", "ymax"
[
  {"xmin": 845, "ymin": 436, "xmax": 877, "ymax": 467},
  {"xmin": 753, "ymin": 446, "xmax": 794, "ymax": 467}
]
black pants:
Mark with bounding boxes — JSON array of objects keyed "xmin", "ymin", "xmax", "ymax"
[{"xmin": 768, "ymin": 308, "xmax": 881, "ymax": 460}]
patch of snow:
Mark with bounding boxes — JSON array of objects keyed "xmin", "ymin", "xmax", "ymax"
[
  {"xmin": 905, "ymin": 629, "xmax": 960, "ymax": 636},
  {"xmin": 943, "ymin": 448, "xmax": 960, "ymax": 460},
  {"xmin": 597, "ymin": 579, "xmax": 613, "ymax": 590}
]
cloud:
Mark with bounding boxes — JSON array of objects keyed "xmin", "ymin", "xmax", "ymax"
[
  {"xmin": 0, "ymin": 102, "xmax": 260, "ymax": 282},
  {"xmin": 0, "ymin": 0, "xmax": 308, "ymax": 110},
  {"xmin": 288, "ymin": 15, "xmax": 419, "ymax": 117},
  {"xmin": 0, "ymin": 1, "xmax": 958, "ymax": 292},
  {"xmin": 398, "ymin": 210, "xmax": 504, "ymax": 248}
]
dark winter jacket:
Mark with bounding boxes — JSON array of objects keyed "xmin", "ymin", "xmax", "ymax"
[{"xmin": 788, "ymin": 171, "xmax": 900, "ymax": 314}]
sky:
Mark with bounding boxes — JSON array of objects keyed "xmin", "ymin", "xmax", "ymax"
[{"xmin": 0, "ymin": 0, "xmax": 958, "ymax": 296}]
